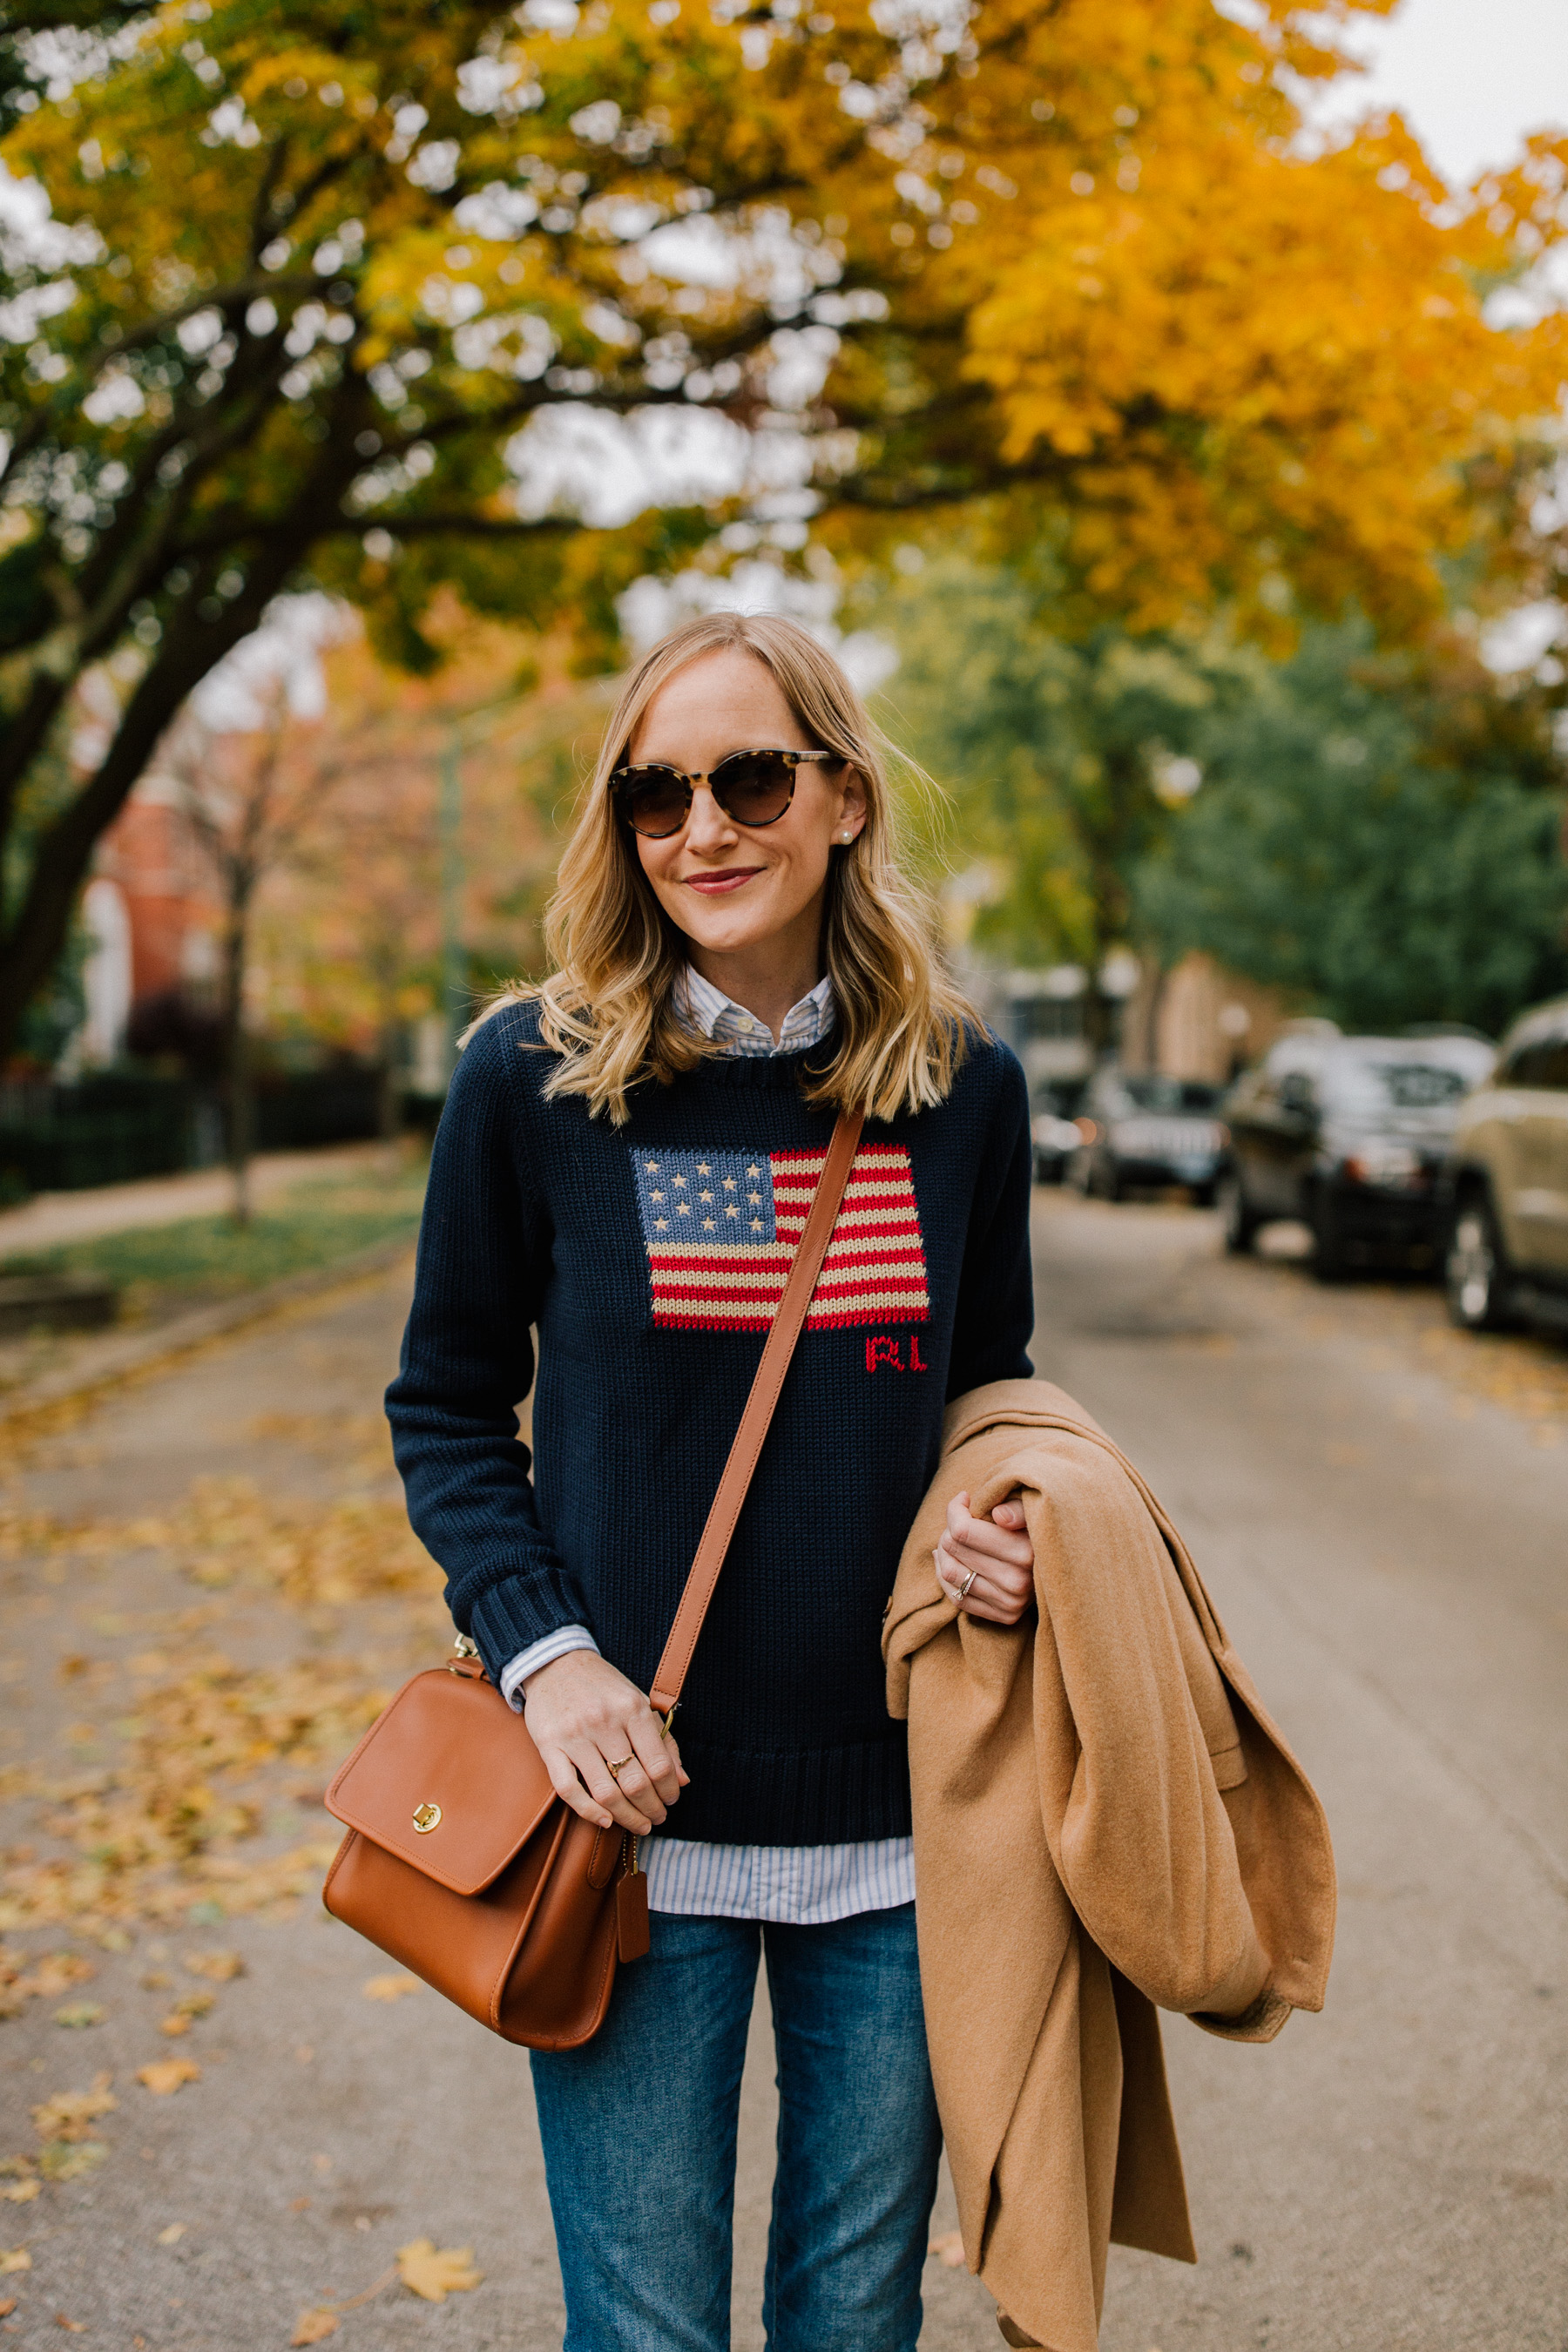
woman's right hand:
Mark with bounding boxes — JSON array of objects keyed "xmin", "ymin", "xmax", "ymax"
[{"xmin": 522, "ymin": 1651, "xmax": 688, "ymax": 1835}]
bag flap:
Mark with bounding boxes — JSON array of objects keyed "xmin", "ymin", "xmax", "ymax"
[{"xmin": 326, "ymin": 1667, "xmax": 558, "ymax": 1897}]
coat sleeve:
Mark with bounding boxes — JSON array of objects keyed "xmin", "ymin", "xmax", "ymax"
[
  {"xmin": 997, "ymin": 1443, "xmax": 1272, "ymax": 2020},
  {"xmin": 384, "ymin": 1012, "xmax": 592, "ymax": 1679},
  {"xmin": 947, "ymin": 1044, "xmax": 1035, "ymax": 1400}
]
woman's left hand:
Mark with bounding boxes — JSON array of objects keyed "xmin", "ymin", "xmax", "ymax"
[{"xmin": 935, "ymin": 1490, "xmax": 1035, "ymax": 1626}]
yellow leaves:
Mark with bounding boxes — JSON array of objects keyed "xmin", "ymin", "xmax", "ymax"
[
  {"xmin": 156, "ymin": 2222, "xmax": 186, "ymax": 2245},
  {"xmin": 139, "ymin": 1477, "xmax": 431, "ymax": 1605},
  {"xmin": 135, "ymin": 2058, "xmax": 201, "ymax": 2095},
  {"xmin": 362, "ymin": 1972, "xmax": 421, "ymax": 2003},
  {"xmin": 29, "ymin": 2072, "xmax": 115, "ymax": 2180},
  {"xmin": 395, "ymin": 2239, "xmax": 483, "ymax": 2302},
  {"xmin": 0, "ymin": 2180, "xmax": 38, "ymax": 2205},
  {"xmin": 12, "ymin": 1953, "xmax": 94, "ymax": 1999},
  {"xmin": 38, "ymin": 2142, "xmax": 107, "ymax": 2182},
  {"xmin": 51, "ymin": 2004, "xmax": 105, "ymax": 2029},
  {"xmin": 31, "ymin": 2075, "xmax": 116, "ymax": 2144},
  {"xmin": 159, "ymin": 1990, "xmax": 214, "ymax": 2036},
  {"xmin": 0, "ymin": 1631, "xmax": 379, "ymax": 1933},
  {"xmin": 0, "ymin": 2248, "xmax": 30, "ymax": 2274},
  {"xmin": 284, "ymin": 2237, "xmax": 481, "ymax": 2337},
  {"xmin": 185, "ymin": 1948, "xmax": 244, "ymax": 1981}
]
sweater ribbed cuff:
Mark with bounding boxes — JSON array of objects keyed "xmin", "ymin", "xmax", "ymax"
[{"xmin": 466, "ymin": 1571, "xmax": 593, "ymax": 1688}]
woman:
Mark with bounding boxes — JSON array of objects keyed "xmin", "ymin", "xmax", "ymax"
[{"xmin": 386, "ymin": 611, "xmax": 1038, "ymax": 2352}]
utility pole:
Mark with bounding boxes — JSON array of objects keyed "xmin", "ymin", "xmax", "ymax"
[{"xmin": 438, "ymin": 726, "xmax": 465, "ymax": 1085}]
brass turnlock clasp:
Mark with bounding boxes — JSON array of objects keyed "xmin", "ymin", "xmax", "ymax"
[{"xmin": 412, "ymin": 1802, "xmax": 443, "ymax": 1833}]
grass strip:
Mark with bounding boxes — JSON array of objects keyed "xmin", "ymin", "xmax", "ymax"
[{"xmin": 0, "ymin": 1171, "xmax": 425, "ymax": 1308}]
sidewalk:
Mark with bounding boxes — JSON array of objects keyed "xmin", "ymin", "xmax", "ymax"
[{"xmin": 0, "ymin": 1140, "xmax": 389, "ymax": 1258}]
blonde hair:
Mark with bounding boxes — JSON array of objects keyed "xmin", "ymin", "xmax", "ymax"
[{"xmin": 484, "ymin": 611, "xmax": 981, "ymax": 1125}]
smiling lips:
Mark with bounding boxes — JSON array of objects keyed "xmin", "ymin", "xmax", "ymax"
[{"xmin": 684, "ymin": 868, "xmax": 765, "ymax": 896}]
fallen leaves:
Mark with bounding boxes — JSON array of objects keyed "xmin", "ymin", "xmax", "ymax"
[
  {"xmin": 32, "ymin": 2075, "xmax": 116, "ymax": 2142},
  {"xmin": 185, "ymin": 1948, "xmax": 243, "ymax": 1981},
  {"xmin": 0, "ymin": 1641, "xmax": 379, "ymax": 1934},
  {"xmin": 0, "ymin": 1949, "xmax": 96, "ymax": 2017},
  {"xmin": 290, "ymin": 2314, "xmax": 341, "ymax": 2346},
  {"xmin": 159, "ymin": 1990, "xmax": 215, "ymax": 2036},
  {"xmin": 156, "ymin": 2221, "xmax": 186, "ymax": 2244},
  {"xmin": 928, "ymin": 2229, "xmax": 967, "ymax": 2268},
  {"xmin": 0, "ymin": 1475, "xmax": 440, "ymax": 1936},
  {"xmin": 37, "ymin": 2142, "xmax": 106, "ymax": 2184},
  {"xmin": 135, "ymin": 2058, "xmax": 200, "ymax": 2096},
  {"xmin": 362, "ymin": 1973, "xmax": 420, "ymax": 2003},
  {"xmin": 47, "ymin": 2146, "xmax": 107, "ymax": 2186},
  {"xmin": 134, "ymin": 1477, "xmax": 432, "ymax": 1606},
  {"xmin": 52, "ymin": 2004, "xmax": 105, "ymax": 2029},
  {"xmin": 0, "ymin": 2248, "xmax": 30, "ymax": 2274},
  {"xmin": 396, "ymin": 2239, "xmax": 483, "ymax": 2302},
  {"xmin": 0, "ymin": 2181, "xmax": 39, "ymax": 2206}
]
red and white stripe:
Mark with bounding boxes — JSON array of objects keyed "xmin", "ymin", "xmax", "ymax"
[{"xmin": 646, "ymin": 1144, "xmax": 930, "ymax": 1332}]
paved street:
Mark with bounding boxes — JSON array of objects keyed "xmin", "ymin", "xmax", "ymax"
[{"xmin": 0, "ymin": 1193, "xmax": 1564, "ymax": 2349}]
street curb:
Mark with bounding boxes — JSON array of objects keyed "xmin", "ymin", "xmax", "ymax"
[{"xmin": 0, "ymin": 1232, "xmax": 416, "ymax": 1429}]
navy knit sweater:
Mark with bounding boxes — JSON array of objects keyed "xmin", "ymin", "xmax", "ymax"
[{"xmin": 385, "ymin": 1001, "xmax": 1034, "ymax": 1848}]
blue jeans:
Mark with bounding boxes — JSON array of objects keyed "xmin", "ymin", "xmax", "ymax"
[{"xmin": 529, "ymin": 1903, "xmax": 942, "ymax": 2352}]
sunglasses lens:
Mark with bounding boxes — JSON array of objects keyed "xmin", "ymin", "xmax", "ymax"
[
  {"xmin": 712, "ymin": 752, "xmax": 796, "ymax": 827},
  {"xmin": 619, "ymin": 768, "xmax": 691, "ymax": 837}
]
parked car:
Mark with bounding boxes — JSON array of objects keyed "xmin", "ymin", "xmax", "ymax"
[
  {"xmin": 1031, "ymin": 1079, "xmax": 1088, "ymax": 1184},
  {"xmin": 1067, "ymin": 1069, "xmax": 1228, "ymax": 1202},
  {"xmin": 1441, "ymin": 994, "xmax": 1568, "ymax": 1330},
  {"xmin": 1219, "ymin": 1031, "xmax": 1496, "ymax": 1280}
]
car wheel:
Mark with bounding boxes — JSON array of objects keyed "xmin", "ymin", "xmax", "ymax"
[
  {"xmin": 1216, "ymin": 1168, "xmax": 1257, "ymax": 1254},
  {"xmin": 1312, "ymin": 1191, "xmax": 1351, "ymax": 1283},
  {"xmin": 1444, "ymin": 1193, "xmax": 1517, "ymax": 1331}
]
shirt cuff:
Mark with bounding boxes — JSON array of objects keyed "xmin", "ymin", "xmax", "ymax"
[{"xmin": 498, "ymin": 1625, "xmax": 600, "ymax": 1713}]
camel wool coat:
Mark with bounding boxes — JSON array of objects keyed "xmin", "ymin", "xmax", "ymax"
[{"xmin": 882, "ymin": 1380, "xmax": 1335, "ymax": 2352}]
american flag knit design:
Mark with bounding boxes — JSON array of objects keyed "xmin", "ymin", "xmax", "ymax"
[{"xmin": 631, "ymin": 1140, "xmax": 930, "ymax": 1331}]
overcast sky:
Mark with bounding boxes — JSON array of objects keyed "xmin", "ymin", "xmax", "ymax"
[{"xmin": 1314, "ymin": 0, "xmax": 1568, "ymax": 186}]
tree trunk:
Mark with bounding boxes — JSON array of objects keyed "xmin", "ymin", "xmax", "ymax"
[
  {"xmin": 376, "ymin": 1017, "xmax": 402, "ymax": 1176},
  {"xmin": 222, "ymin": 889, "xmax": 255, "ymax": 1229}
]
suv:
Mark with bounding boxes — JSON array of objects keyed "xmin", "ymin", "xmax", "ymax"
[
  {"xmin": 1220, "ymin": 1032, "xmax": 1494, "ymax": 1280},
  {"xmin": 1443, "ymin": 996, "xmax": 1568, "ymax": 1329},
  {"xmin": 1066, "ymin": 1068, "xmax": 1227, "ymax": 1202}
]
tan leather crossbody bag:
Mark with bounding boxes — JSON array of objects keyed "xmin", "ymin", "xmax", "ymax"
[{"xmin": 321, "ymin": 1109, "xmax": 865, "ymax": 2051}]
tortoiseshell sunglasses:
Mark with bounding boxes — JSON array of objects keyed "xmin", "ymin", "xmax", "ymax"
[{"xmin": 611, "ymin": 748, "xmax": 837, "ymax": 839}]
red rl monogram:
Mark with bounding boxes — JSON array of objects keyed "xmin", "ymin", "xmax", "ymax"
[{"xmin": 866, "ymin": 1335, "xmax": 929, "ymax": 1373}]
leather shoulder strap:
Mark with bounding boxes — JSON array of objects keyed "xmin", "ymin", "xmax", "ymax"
[{"xmin": 648, "ymin": 1107, "xmax": 864, "ymax": 1717}]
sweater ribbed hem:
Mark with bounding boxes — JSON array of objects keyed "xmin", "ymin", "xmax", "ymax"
[{"xmin": 655, "ymin": 1732, "xmax": 912, "ymax": 1847}]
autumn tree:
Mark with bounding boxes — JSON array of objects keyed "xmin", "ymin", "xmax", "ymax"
[
  {"xmin": 2, "ymin": 0, "xmax": 1565, "ymax": 1064},
  {"xmin": 156, "ymin": 683, "xmax": 344, "ymax": 1223},
  {"xmin": 1133, "ymin": 622, "xmax": 1568, "ymax": 1038},
  {"xmin": 870, "ymin": 551, "xmax": 1262, "ymax": 1041},
  {"xmin": 251, "ymin": 610, "xmax": 597, "ymax": 1104}
]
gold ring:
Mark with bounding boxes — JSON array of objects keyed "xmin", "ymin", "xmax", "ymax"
[
  {"xmin": 606, "ymin": 1755, "xmax": 635, "ymax": 1780},
  {"xmin": 956, "ymin": 1568, "xmax": 979, "ymax": 1599}
]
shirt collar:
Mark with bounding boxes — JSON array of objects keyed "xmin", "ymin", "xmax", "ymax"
[{"xmin": 677, "ymin": 963, "xmax": 836, "ymax": 1054}]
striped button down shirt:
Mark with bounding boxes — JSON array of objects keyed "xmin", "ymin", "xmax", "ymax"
[{"xmin": 499, "ymin": 965, "xmax": 916, "ymax": 1923}]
